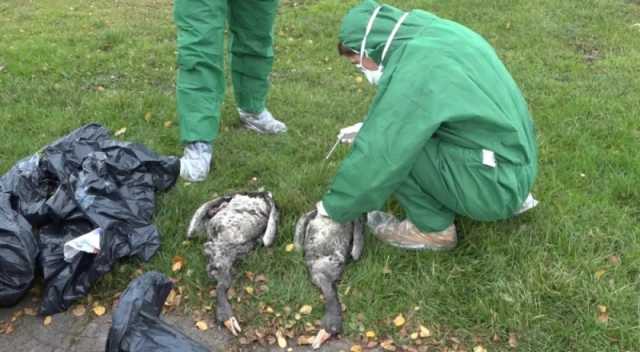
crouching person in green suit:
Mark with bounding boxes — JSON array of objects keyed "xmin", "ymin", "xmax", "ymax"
[{"xmin": 316, "ymin": 0, "xmax": 539, "ymax": 250}]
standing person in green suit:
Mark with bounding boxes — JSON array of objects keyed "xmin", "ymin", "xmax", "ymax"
[
  {"xmin": 312, "ymin": 0, "xmax": 539, "ymax": 250},
  {"xmin": 175, "ymin": 0, "xmax": 287, "ymax": 182}
]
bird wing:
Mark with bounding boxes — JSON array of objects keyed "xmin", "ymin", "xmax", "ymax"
[
  {"xmin": 261, "ymin": 192, "xmax": 279, "ymax": 247},
  {"xmin": 294, "ymin": 210, "xmax": 317, "ymax": 253},
  {"xmin": 186, "ymin": 195, "xmax": 231, "ymax": 239},
  {"xmin": 350, "ymin": 215, "xmax": 365, "ymax": 261}
]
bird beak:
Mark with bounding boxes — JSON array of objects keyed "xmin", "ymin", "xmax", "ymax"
[
  {"xmin": 224, "ymin": 317, "xmax": 242, "ymax": 336},
  {"xmin": 311, "ymin": 328, "xmax": 332, "ymax": 349}
]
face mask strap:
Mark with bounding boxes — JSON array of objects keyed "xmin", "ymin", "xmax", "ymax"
[
  {"xmin": 359, "ymin": 6, "xmax": 383, "ymax": 66},
  {"xmin": 380, "ymin": 12, "xmax": 409, "ymax": 65}
]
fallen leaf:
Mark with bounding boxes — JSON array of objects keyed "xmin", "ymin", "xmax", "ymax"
[
  {"xmin": 265, "ymin": 306, "xmax": 274, "ymax": 314},
  {"xmin": 383, "ymin": 264, "xmax": 392, "ymax": 274},
  {"xmin": 473, "ymin": 346, "xmax": 487, "ymax": 352},
  {"xmin": 351, "ymin": 345, "xmax": 363, "ymax": 352},
  {"xmin": 410, "ymin": 332, "xmax": 419, "ymax": 340},
  {"xmin": 608, "ymin": 255, "xmax": 621, "ymax": 266},
  {"xmin": 93, "ymin": 305, "xmax": 106, "ymax": 316},
  {"xmin": 4, "ymin": 323, "xmax": 15, "ymax": 335},
  {"xmin": 276, "ymin": 330, "xmax": 287, "ymax": 348},
  {"xmin": 165, "ymin": 289, "xmax": 178, "ymax": 307},
  {"xmin": 172, "ymin": 256, "xmax": 184, "ymax": 272},
  {"xmin": 365, "ymin": 330, "xmax": 376, "ymax": 338},
  {"xmin": 23, "ymin": 308, "xmax": 37, "ymax": 316},
  {"xmin": 96, "ymin": 85, "xmax": 105, "ymax": 92},
  {"xmin": 255, "ymin": 274, "xmax": 268, "ymax": 283},
  {"xmin": 294, "ymin": 313, "xmax": 301, "ymax": 320},
  {"xmin": 245, "ymin": 286, "xmax": 255, "ymax": 295},
  {"xmin": 195, "ymin": 320, "xmax": 208, "ymax": 330},
  {"xmin": 595, "ymin": 269, "xmax": 606, "ymax": 280},
  {"xmin": 144, "ymin": 112, "xmax": 152, "ymax": 122},
  {"xmin": 297, "ymin": 335, "xmax": 313, "ymax": 345},
  {"xmin": 393, "ymin": 314, "xmax": 406, "ymax": 327},
  {"xmin": 597, "ymin": 305, "xmax": 609, "ymax": 323},
  {"xmin": 355, "ymin": 76, "xmax": 363, "ymax": 84},
  {"xmin": 0, "ymin": 65, "xmax": 5, "ymax": 72},
  {"xmin": 299, "ymin": 305, "xmax": 312, "ymax": 315},
  {"xmin": 72, "ymin": 305, "xmax": 86, "ymax": 317},
  {"xmin": 380, "ymin": 339, "xmax": 396, "ymax": 351},
  {"xmin": 508, "ymin": 332, "xmax": 518, "ymax": 348},
  {"xmin": 164, "ymin": 120, "xmax": 173, "ymax": 128},
  {"xmin": 114, "ymin": 127, "xmax": 127, "ymax": 137},
  {"xmin": 419, "ymin": 325, "xmax": 431, "ymax": 338},
  {"xmin": 245, "ymin": 271, "xmax": 255, "ymax": 281},
  {"xmin": 492, "ymin": 333, "xmax": 501, "ymax": 343},
  {"xmin": 43, "ymin": 316, "xmax": 53, "ymax": 326},
  {"xmin": 285, "ymin": 243, "xmax": 295, "ymax": 252}
]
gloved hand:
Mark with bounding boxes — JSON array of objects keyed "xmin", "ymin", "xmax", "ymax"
[
  {"xmin": 337, "ymin": 122, "xmax": 363, "ymax": 144},
  {"xmin": 179, "ymin": 142, "xmax": 213, "ymax": 182}
]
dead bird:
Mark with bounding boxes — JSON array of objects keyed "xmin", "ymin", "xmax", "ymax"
[
  {"xmin": 187, "ymin": 191, "xmax": 278, "ymax": 336},
  {"xmin": 294, "ymin": 209, "xmax": 364, "ymax": 349}
]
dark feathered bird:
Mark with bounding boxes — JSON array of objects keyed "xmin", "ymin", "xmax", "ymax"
[
  {"xmin": 187, "ymin": 191, "xmax": 278, "ymax": 336},
  {"xmin": 294, "ymin": 210, "xmax": 364, "ymax": 349}
]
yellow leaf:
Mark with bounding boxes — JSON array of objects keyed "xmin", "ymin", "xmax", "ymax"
[
  {"xmin": 419, "ymin": 325, "xmax": 431, "ymax": 338},
  {"xmin": 244, "ymin": 286, "xmax": 254, "ymax": 295},
  {"xmin": 410, "ymin": 332, "xmax": 418, "ymax": 340},
  {"xmin": 43, "ymin": 316, "xmax": 52, "ymax": 326},
  {"xmin": 285, "ymin": 243, "xmax": 295, "ymax": 252},
  {"xmin": 164, "ymin": 120, "xmax": 173, "ymax": 128},
  {"xmin": 380, "ymin": 339, "xmax": 396, "ymax": 351},
  {"xmin": 165, "ymin": 289, "xmax": 178, "ymax": 307},
  {"xmin": 393, "ymin": 314, "xmax": 405, "ymax": 327},
  {"xmin": 597, "ymin": 305, "xmax": 609, "ymax": 323},
  {"xmin": 23, "ymin": 308, "xmax": 37, "ymax": 316},
  {"xmin": 299, "ymin": 305, "xmax": 312, "ymax": 315},
  {"xmin": 195, "ymin": 320, "xmax": 208, "ymax": 331},
  {"xmin": 350, "ymin": 345, "xmax": 363, "ymax": 352},
  {"xmin": 595, "ymin": 269, "xmax": 606, "ymax": 280},
  {"xmin": 93, "ymin": 305, "xmax": 106, "ymax": 316},
  {"xmin": 355, "ymin": 76, "xmax": 363, "ymax": 84},
  {"xmin": 265, "ymin": 306, "xmax": 274, "ymax": 314},
  {"xmin": 276, "ymin": 330, "xmax": 287, "ymax": 348},
  {"xmin": 365, "ymin": 330, "xmax": 376, "ymax": 338},
  {"xmin": 294, "ymin": 313, "xmax": 302, "ymax": 320},
  {"xmin": 297, "ymin": 335, "xmax": 313, "ymax": 345},
  {"xmin": 144, "ymin": 112, "xmax": 152, "ymax": 122},
  {"xmin": 96, "ymin": 85, "xmax": 105, "ymax": 92},
  {"xmin": 72, "ymin": 305, "xmax": 86, "ymax": 317},
  {"xmin": 114, "ymin": 127, "xmax": 127, "ymax": 137},
  {"xmin": 172, "ymin": 255, "xmax": 185, "ymax": 272},
  {"xmin": 473, "ymin": 346, "xmax": 487, "ymax": 352}
]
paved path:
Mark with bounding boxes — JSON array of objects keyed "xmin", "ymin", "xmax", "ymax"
[{"xmin": 0, "ymin": 293, "xmax": 361, "ymax": 352}]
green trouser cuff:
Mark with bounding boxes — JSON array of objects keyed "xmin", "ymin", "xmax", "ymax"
[{"xmin": 394, "ymin": 175, "xmax": 455, "ymax": 232}]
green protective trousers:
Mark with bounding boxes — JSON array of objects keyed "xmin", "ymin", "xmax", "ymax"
[
  {"xmin": 394, "ymin": 139, "xmax": 535, "ymax": 232},
  {"xmin": 174, "ymin": 0, "xmax": 279, "ymax": 143}
]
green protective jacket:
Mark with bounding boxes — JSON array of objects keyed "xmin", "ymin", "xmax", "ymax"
[{"xmin": 322, "ymin": 0, "xmax": 538, "ymax": 232}]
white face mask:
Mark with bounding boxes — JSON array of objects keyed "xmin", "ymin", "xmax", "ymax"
[{"xmin": 357, "ymin": 7, "xmax": 409, "ymax": 86}]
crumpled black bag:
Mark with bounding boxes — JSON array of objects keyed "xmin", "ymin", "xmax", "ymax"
[
  {"xmin": 0, "ymin": 123, "xmax": 179, "ymax": 314},
  {"xmin": 106, "ymin": 272, "xmax": 210, "ymax": 352},
  {"xmin": 0, "ymin": 192, "xmax": 38, "ymax": 306}
]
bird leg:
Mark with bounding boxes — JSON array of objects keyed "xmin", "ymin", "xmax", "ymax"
[
  {"xmin": 312, "ymin": 277, "xmax": 342, "ymax": 349},
  {"xmin": 215, "ymin": 271, "xmax": 242, "ymax": 336}
]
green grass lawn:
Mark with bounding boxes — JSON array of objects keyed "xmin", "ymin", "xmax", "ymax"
[{"xmin": 1, "ymin": 0, "xmax": 639, "ymax": 350}]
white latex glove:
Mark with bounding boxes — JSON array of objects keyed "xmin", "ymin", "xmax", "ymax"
[{"xmin": 338, "ymin": 122, "xmax": 363, "ymax": 144}]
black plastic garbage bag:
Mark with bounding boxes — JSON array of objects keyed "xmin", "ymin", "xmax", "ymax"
[
  {"xmin": 106, "ymin": 272, "xmax": 210, "ymax": 352},
  {"xmin": 0, "ymin": 192, "xmax": 38, "ymax": 306},
  {"xmin": 0, "ymin": 123, "xmax": 179, "ymax": 313}
]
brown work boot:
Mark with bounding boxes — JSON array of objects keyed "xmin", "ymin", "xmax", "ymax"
[{"xmin": 366, "ymin": 211, "xmax": 457, "ymax": 251}]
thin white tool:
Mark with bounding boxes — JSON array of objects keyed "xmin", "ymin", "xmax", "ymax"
[{"xmin": 325, "ymin": 138, "xmax": 340, "ymax": 160}]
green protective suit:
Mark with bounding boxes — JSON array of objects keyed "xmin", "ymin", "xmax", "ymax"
[
  {"xmin": 322, "ymin": 0, "xmax": 538, "ymax": 232},
  {"xmin": 174, "ymin": 0, "xmax": 279, "ymax": 143}
]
